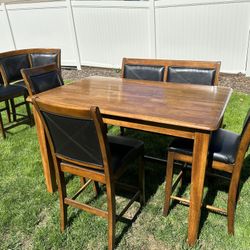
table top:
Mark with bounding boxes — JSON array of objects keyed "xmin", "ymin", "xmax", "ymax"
[{"xmin": 34, "ymin": 76, "xmax": 232, "ymax": 131}]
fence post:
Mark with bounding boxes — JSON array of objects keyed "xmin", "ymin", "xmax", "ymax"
[
  {"xmin": 148, "ymin": 0, "xmax": 156, "ymax": 58},
  {"xmin": 2, "ymin": 3, "xmax": 16, "ymax": 50},
  {"xmin": 66, "ymin": 0, "xmax": 81, "ymax": 70}
]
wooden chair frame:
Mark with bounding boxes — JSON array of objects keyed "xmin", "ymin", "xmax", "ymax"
[
  {"xmin": 32, "ymin": 97, "xmax": 145, "ymax": 250},
  {"xmin": 163, "ymin": 121, "xmax": 250, "ymax": 235},
  {"xmin": 0, "ymin": 48, "xmax": 61, "ymax": 86},
  {"xmin": 0, "ymin": 48, "xmax": 61, "ymax": 138},
  {"xmin": 21, "ymin": 63, "xmax": 63, "ymax": 97},
  {"xmin": 122, "ymin": 57, "xmax": 221, "ymax": 85},
  {"xmin": 0, "ymin": 99, "xmax": 12, "ymax": 138}
]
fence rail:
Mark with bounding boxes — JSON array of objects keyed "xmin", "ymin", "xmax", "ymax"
[{"xmin": 1, "ymin": 0, "xmax": 250, "ymax": 75}]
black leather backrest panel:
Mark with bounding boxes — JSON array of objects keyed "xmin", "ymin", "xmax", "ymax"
[
  {"xmin": 29, "ymin": 71, "xmax": 64, "ymax": 94},
  {"xmin": 124, "ymin": 64, "xmax": 164, "ymax": 81},
  {"xmin": 42, "ymin": 112, "xmax": 103, "ymax": 166},
  {"xmin": 167, "ymin": 66, "xmax": 216, "ymax": 85},
  {"xmin": 30, "ymin": 53, "xmax": 58, "ymax": 67},
  {"xmin": 0, "ymin": 54, "xmax": 30, "ymax": 83}
]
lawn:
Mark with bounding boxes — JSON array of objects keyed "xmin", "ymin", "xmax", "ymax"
[{"xmin": 0, "ymin": 91, "xmax": 249, "ymax": 249}]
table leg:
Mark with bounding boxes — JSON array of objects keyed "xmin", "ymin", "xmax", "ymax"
[
  {"xmin": 188, "ymin": 131, "xmax": 210, "ymax": 246},
  {"xmin": 33, "ymin": 106, "xmax": 57, "ymax": 193}
]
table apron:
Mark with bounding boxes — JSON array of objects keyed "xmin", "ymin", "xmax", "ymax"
[{"xmin": 103, "ymin": 116, "xmax": 205, "ymax": 140}]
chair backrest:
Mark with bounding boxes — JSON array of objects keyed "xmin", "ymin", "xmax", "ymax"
[
  {"xmin": 29, "ymin": 48, "xmax": 61, "ymax": 68},
  {"xmin": 21, "ymin": 64, "xmax": 64, "ymax": 97},
  {"xmin": 0, "ymin": 48, "xmax": 61, "ymax": 85},
  {"xmin": 121, "ymin": 58, "xmax": 221, "ymax": 85},
  {"xmin": 167, "ymin": 66, "xmax": 216, "ymax": 85},
  {"xmin": 122, "ymin": 58, "xmax": 165, "ymax": 81},
  {"xmin": 32, "ymin": 97, "xmax": 110, "ymax": 171},
  {"xmin": 0, "ymin": 52, "xmax": 30, "ymax": 84}
]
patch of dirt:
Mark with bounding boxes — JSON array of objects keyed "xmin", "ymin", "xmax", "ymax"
[
  {"xmin": 220, "ymin": 73, "xmax": 250, "ymax": 94},
  {"xmin": 62, "ymin": 66, "xmax": 120, "ymax": 82},
  {"xmin": 62, "ymin": 66, "xmax": 250, "ymax": 94}
]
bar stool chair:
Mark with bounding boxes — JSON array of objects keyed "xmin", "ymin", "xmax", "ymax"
[
  {"xmin": 163, "ymin": 109, "xmax": 250, "ymax": 235},
  {"xmin": 32, "ymin": 97, "xmax": 145, "ymax": 250}
]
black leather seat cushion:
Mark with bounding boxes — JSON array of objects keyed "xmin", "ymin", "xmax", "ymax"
[
  {"xmin": 169, "ymin": 129, "xmax": 241, "ymax": 164},
  {"xmin": 124, "ymin": 64, "xmax": 164, "ymax": 81},
  {"xmin": 108, "ymin": 135, "xmax": 144, "ymax": 172},
  {"xmin": 0, "ymin": 54, "xmax": 30, "ymax": 83},
  {"xmin": 0, "ymin": 85, "xmax": 26, "ymax": 101},
  {"xmin": 30, "ymin": 53, "xmax": 58, "ymax": 67},
  {"xmin": 167, "ymin": 66, "xmax": 216, "ymax": 85}
]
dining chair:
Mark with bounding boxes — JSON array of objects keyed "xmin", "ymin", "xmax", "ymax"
[
  {"xmin": 163, "ymin": 109, "xmax": 250, "ymax": 235},
  {"xmin": 32, "ymin": 98, "xmax": 145, "ymax": 250},
  {"xmin": 21, "ymin": 63, "xmax": 104, "ymax": 187},
  {"xmin": 0, "ymin": 84, "xmax": 31, "ymax": 138},
  {"xmin": 0, "ymin": 52, "xmax": 34, "ymax": 128},
  {"xmin": 21, "ymin": 63, "xmax": 64, "ymax": 97},
  {"xmin": 0, "ymin": 49, "xmax": 61, "ymax": 124}
]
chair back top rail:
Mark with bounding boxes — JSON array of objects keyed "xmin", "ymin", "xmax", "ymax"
[{"xmin": 0, "ymin": 48, "xmax": 61, "ymax": 85}]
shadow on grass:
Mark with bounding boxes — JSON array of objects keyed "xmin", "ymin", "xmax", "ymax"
[
  {"xmin": 199, "ymin": 154, "xmax": 250, "ymax": 235},
  {"xmin": 160, "ymin": 153, "xmax": 250, "ymax": 239},
  {"xmin": 124, "ymin": 128, "xmax": 172, "ymax": 199},
  {"xmin": 64, "ymin": 128, "xmax": 173, "ymax": 248}
]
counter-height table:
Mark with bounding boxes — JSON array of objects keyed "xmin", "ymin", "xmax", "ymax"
[{"xmin": 31, "ymin": 76, "xmax": 232, "ymax": 246}]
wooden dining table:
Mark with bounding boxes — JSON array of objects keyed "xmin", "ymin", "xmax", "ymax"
[{"xmin": 31, "ymin": 76, "xmax": 232, "ymax": 246}]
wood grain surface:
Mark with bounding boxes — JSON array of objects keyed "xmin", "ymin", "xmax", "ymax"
[{"xmin": 35, "ymin": 76, "xmax": 232, "ymax": 131}]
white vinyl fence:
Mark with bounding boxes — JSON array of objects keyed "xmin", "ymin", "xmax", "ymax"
[{"xmin": 1, "ymin": 0, "xmax": 250, "ymax": 75}]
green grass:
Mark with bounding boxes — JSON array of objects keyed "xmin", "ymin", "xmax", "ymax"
[{"xmin": 0, "ymin": 91, "xmax": 249, "ymax": 249}]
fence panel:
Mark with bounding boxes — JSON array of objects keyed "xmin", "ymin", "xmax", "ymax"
[
  {"xmin": 0, "ymin": 0, "xmax": 249, "ymax": 75},
  {"xmin": 5, "ymin": 2, "xmax": 76, "ymax": 66},
  {"xmin": 0, "ymin": 5, "xmax": 15, "ymax": 52},
  {"xmin": 156, "ymin": 0, "xmax": 250, "ymax": 73},
  {"xmin": 72, "ymin": 1, "xmax": 149, "ymax": 68}
]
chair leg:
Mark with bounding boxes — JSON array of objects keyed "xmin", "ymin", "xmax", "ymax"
[
  {"xmin": 5, "ymin": 100, "xmax": 11, "ymax": 123},
  {"xmin": 106, "ymin": 182, "xmax": 116, "ymax": 250},
  {"xmin": 163, "ymin": 151, "xmax": 174, "ymax": 216},
  {"xmin": 80, "ymin": 177, "xmax": 86, "ymax": 185},
  {"xmin": 227, "ymin": 192, "xmax": 236, "ymax": 235},
  {"xmin": 227, "ymin": 172, "xmax": 241, "ymax": 235},
  {"xmin": 93, "ymin": 181, "xmax": 100, "ymax": 197},
  {"xmin": 139, "ymin": 154, "xmax": 145, "ymax": 206},
  {"xmin": 58, "ymin": 171, "xmax": 67, "ymax": 232},
  {"xmin": 120, "ymin": 127, "xmax": 125, "ymax": 136},
  {"xmin": 10, "ymin": 98, "xmax": 17, "ymax": 122},
  {"xmin": 24, "ymin": 96, "xmax": 34, "ymax": 126},
  {"xmin": 0, "ymin": 113, "xmax": 6, "ymax": 139}
]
